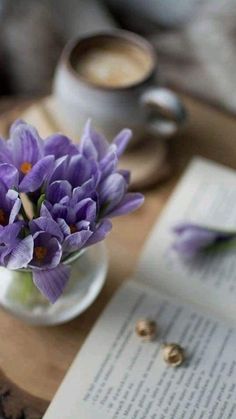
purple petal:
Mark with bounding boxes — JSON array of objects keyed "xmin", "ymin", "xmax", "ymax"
[
  {"xmin": 19, "ymin": 155, "xmax": 54, "ymax": 192},
  {"xmin": 40, "ymin": 202, "xmax": 53, "ymax": 218},
  {"xmin": 113, "ymin": 128, "xmax": 132, "ymax": 157},
  {"xmin": 0, "ymin": 181, "xmax": 7, "ymax": 206},
  {"xmin": 0, "ymin": 184, "xmax": 17, "ymax": 214},
  {"xmin": 72, "ymin": 179, "xmax": 96, "ymax": 202},
  {"xmin": 172, "ymin": 224, "xmax": 219, "ymax": 257},
  {"xmin": 63, "ymin": 230, "xmax": 92, "ymax": 253},
  {"xmin": 108, "ymin": 193, "xmax": 144, "ymax": 217},
  {"xmin": 99, "ymin": 173, "xmax": 127, "ymax": 214},
  {"xmin": 0, "ymin": 138, "xmax": 12, "ymax": 163},
  {"xmin": 85, "ymin": 219, "xmax": 112, "ymax": 246},
  {"xmin": 9, "ymin": 119, "xmax": 27, "ymax": 136},
  {"xmin": 67, "ymin": 155, "xmax": 100, "ymax": 187},
  {"xmin": 0, "ymin": 222, "xmax": 23, "ymax": 244},
  {"xmin": 75, "ymin": 198, "xmax": 97, "ymax": 223},
  {"xmin": 80, "ymin": 120, "xmax": 109, "ymax": 160},
  {"xmin": 47, "ymin": 155, "xmax": 68, "ymax": 184},
  {"xmin": 30, "ymin": 232, "xmax": 62, "ymax": 269},
  {"xmin": 76, "ymin": 220, "xmax": 90, "ymax": 230},
  {"xmin": 30, "ymin": 216, "xmax": 63, "ymax": 242},
  {"xmin": 0, "ymin": 164, "xmax": 19, "ymax": 189},
  {"xmin": 57, "ymin": 218, "xmax": 70, "ymax": 236},
  {"xmin": 10, "ymin": 122, "xmax": 43, "ymax": 167},
  {"xmin": 0, "ymin": 246, "xmax": 13, "ymax": 266},
  {"xmin": 65, "ymin": 206, "xmax": 76, "ymax": 225},
  {"xmin": 32, "ymin": 264, "xmax": 70, "ymax": 303},
  {"xmin": 9, "ymin": 197, "xmax": 21, "ymax": 223},
  {"xmin": 79, "ymin": 120, "xmax": 98, "ymax": 159},
  {"xmin": 47, "ymin": 180, "xmax": 72, "ymax": 204},
  {"xmin": 51, "ymin": 204, "xmax": 68, "ymax": 220},
  {"xmin": 44, "ymin": 133, "xmax": 78, "ymax": 158},
  {"xmin": 99, "ymin": 145, "xmax": 118, "ymax": 180},
  {"xmin": 7, "ymin": 235, "xmax": 34, "ymax": 269},
  {"xmin": 117, "ymin": 169, "xmax": 130, "ymax": 184},
  {"xmin": 6, "ymin": 188, "xmax": 18, "ymax": 201},
  {"xmin": 172, "ymin": 222, "xmax": 198, "ymax": 234},
  {"xmin": 59, "ymin": 195, "xmax": 70, "ymax": 205}
]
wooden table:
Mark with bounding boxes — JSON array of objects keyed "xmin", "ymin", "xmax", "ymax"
[{"xmin": 0, "ymin": 96, "xmax": 236, "ymax": 418}]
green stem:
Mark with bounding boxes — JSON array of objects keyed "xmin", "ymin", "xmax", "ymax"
[
  {"xmin": 205, "ymin": 237, "xmax": 236, "ymax": 254},
  {"xmin": 7, "ymin": 270, "xmax": 42, "ymax": 307},
  {"xmin": 36, "ymin": 194, "xmax": 46, "ymax": 217}
]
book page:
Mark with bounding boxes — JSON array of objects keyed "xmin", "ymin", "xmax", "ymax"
[
  {"xmin": 138, "ymin": 158, "xmax": 236, "ymax": 324},
  {"xmin": 44, "ymin": 280, "xmax": 236, "ymax": 419}
]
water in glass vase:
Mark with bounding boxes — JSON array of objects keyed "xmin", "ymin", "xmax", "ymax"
[{"xmin": 0, "ymin": 243, "xmax": 108, "ymax": 326}]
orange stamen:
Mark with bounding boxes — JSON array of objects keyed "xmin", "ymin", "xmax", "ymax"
[
  {"xmin": 70, "ymin": 224, "xmax": 77, "ymax": 234},
  {"xmin": 34, "ymin": 246, "xmax": 47, "ymax": 261},
  {"xmin": 0, "ymin": 209, "xmax": 7, "ymax": 226},
  {"xmin": 20, "ymin": 162, "xmax": 32, "ymax": 175}
]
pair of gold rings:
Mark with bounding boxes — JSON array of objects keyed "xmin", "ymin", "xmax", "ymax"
[{"xmin": 135, "ymin": 318, "xmax": 185, "ymax": 367}]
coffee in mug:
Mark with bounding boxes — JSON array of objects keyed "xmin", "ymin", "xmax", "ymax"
[
  {"xmin": 75, "ymin": 39, "xmax": 153, "ymax": 88},
  {"xmin": 54, "ymin": 30, "xmax": 186, "ymax": 143}
]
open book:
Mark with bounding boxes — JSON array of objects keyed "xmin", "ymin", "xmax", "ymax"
[{"xmin": 44, "ymin": 158, "xmax": 236, "ymax": 419}]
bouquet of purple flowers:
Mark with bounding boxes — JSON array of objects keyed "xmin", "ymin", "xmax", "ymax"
[{"xmin": 0, "ymin": 120, "xmax": 143, "ymax": 303}]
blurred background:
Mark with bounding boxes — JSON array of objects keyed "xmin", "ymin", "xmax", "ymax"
[{"xmin": 0, "ymin": 0, "xmax": 235, "ymax": 113}]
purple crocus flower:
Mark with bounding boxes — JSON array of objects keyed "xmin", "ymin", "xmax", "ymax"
[
  {"xmin": 0, "ymin": 222, "xmax": 22, "ymax": 266},
  {"xmin": 43, "ymin": 133, "xmax": 78, "ymax": 159},
  {"xmin": 39, "ymin": 122, "xmax": 143, "ymax": 265},
  {"xmin": 79, "ymin": 120, "xmax": 131, "ymax": 181},
  {"xmin": 47, "ymin": 153, "xmax": 100, "ymax": 191},
  {"xmin": 0, "ymin": 119, "xmax": 144, "ymax": 304},
  {"xmin": 0, "ymin": 175, "xmax": 33, "ymax": 269},
  {"xmin": 32, "ymin": 265, "xmax": 70, "ymax": 304},
  {"xmin": 0, "ymin": 222, "xmax": 34, "ymax": 270},
  {"xmin": 58, "ymin": 198, "xmax": 97, "ymax": 253},
  {"xmin": 172, "ymin": 222, "xmax": 236, "ymax": 257},
  {"xmin": 79, "ymin": 121, "xmax": 144, "ymax": 216},
  {"xmin": 0, "ymin": 120, "xmax": 55, "ymax": 192},
  {"xmin": 35, "ymin": 200, "xmax": 112, "ymax": 302},
  {"xmin": 0, "ymin": 182, "xmax": 21, "ymax": 228},
  {"xmin": 28, "ymin": 217, "xmax": 69, "ymax": 303},
  {"xmin": 41, "ymin": 187, "xmax": 111, "ymax": 254},
  {"xmin": 0, "ymin": 163, "xmax": 19, "ymax": 190},
  {"xmin": 98, "ymin": 172, "xmax": 144, "ymax": 218},
  {"xmin": 30, "ymin": 231, "xmax": 62, "ymax": 269},
  {"xmin": 10, "ymin": 119, "xmax": 78, "ymax": 159}
]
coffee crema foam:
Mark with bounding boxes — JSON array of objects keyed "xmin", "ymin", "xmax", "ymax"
[{"xmin": 75, "ymin": 41, "xmax": 152, "ymax": 88}]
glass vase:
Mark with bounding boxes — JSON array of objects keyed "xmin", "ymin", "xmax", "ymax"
[{"xmin": 0, "ymin": 243, "xmax": 108, "ymax": 326}]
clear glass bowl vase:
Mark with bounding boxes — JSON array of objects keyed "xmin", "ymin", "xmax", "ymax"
[{"xmin": 0, "ymin": 243, "xmax": 108, "ymax": 326}]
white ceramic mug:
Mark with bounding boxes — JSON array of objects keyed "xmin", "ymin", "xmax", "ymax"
[{"xmin": 53, "ymin": 30, "xmax": 186, "ymax": 144}]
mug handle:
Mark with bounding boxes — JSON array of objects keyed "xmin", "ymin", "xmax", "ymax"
[{"xmin": 140, "ymin": 87, "xmax": 187, "ymax": 137}]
